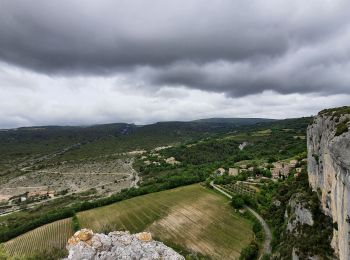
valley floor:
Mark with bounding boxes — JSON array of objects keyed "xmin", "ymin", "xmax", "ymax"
[{"xmin": 3, "ymin": 184, "xmax": 253, "ymax": 259}]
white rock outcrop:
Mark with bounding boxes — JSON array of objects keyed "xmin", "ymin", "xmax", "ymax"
[
  {"xmin": 307, "ymin": 111, "xmax": 350, "ymax": 260},
  {"xmin": 286, "ymin": 194, "xmax": 314, "ymax": 233},
  {"xmin": 64, "ymin": 229, "xmax": 185, "ymax": 260}
]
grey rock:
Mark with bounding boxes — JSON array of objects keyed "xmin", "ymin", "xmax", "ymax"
[
  {"xmin": 64, "ymin": 230, "xmax": 185, "ymax": 260},
  {"xmin": 91, "ymin": 233, "xmax": 112, "ymax": 251},
  {"xmin": 67, "ymin": 242, "xmax": 96, "ymax": 260},
  {"xmin": 286, "ymin": 193, "xmax": 314, "ymax": 233},
  {"xmin": 307, "ymin": 112, "xmax": 350, "ymax": 260}
]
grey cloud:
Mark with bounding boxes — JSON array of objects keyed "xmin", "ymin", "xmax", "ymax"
[{"xmin": 0, "ymin": 0, "xmax": 350, "ymax": 97}]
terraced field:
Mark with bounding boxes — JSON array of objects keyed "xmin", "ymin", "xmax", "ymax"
[
  {"xmin": 3, "ymin": 218, "xmax": 73, "ymax": 257},
  {"xmin": 78, "ymin": 184, "xmax": 253, "ymax": 259},
  {"xmin": 3, "ymin": 184, "xmax": 253, "ymax": 259},
  {"xmin": 219, "ymin": 182, "xmax": 257, "ymax": 196}
]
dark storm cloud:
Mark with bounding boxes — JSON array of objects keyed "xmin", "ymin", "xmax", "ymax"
[{"xmin": 1, "ymin": 0, "xmax": 350, "ymax": 97}]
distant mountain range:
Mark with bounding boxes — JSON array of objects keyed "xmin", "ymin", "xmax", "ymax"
[
  {"xmin": 2, "ymin": 117, "xmax": 277, "ymax": 131},
  {"xmin": 0, "ymin": 118, "xmax": 278, "ymax": 154}
]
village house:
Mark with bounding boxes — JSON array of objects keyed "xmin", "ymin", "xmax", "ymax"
[
  {"xmin": 28, "ymin": 190, "xmax": 55, "ymax": 199},
  {"xmin": 271, "ymin": 167, "xmax": 281, "ymax": 178},
  {"xmin": 271, "ymin": 162, "xmax": 291, "ymax": 179},
  {"xmin": 239, "ymin": 164, "xmax": 247, "ymax": 169},
  {"xmin": 153, "ymin": 145, "xmax": 172, "ymax": 151},
  {"xmin": 215, "ymin": 168, "xmax": 226, "ymax": 176},
  {"xmin": 289, "ymin": 159, "xmax": 298, "ymax": 168},
  {"xmin": 128, "ymin": 150, "xmax": 146, "ymax": 156},
  {"xmin": 165, "ymin": 157, "xmax": 180, "ymax": 165},
  {"xmin": 228, "ymin": 168, "xmax": 239, "ymax": 176}
]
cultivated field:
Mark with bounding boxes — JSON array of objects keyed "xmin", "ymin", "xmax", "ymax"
[
  {"xmin": 78, "ymin": 184, "xmax": 253, "ymax": 259},
  {"xmin": 2, "ymin": 185, "xmax": 253, "ymax": 259},
  {"xmin": 3, "ymin": 218, "xmax": 73, "ymax": 257}
]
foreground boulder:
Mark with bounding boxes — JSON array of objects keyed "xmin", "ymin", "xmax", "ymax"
[{"xmin": 64, "ymin": 229, "xmax": 185, "ymax": 260}]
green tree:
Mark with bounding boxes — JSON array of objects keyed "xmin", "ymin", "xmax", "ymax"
[{"xmin": 231, "ymin": 194, "xmax": 244, "ymax": 209}]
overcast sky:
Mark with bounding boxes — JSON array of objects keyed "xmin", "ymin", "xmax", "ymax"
[{"xmin": 1, "ymin": 0, "xmax": 350, "ymax": 128}]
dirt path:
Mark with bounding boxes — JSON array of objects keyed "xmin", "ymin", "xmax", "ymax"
[
  {"xmin": 210, "ymin": 181, "xmax": 272, "ymax": 259},
  {"xmin": 127, "ymin": 158, "xmax": 139, "ymax": 188}
]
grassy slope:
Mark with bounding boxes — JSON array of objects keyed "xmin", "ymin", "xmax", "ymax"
[{"xmin": 4, "ymin": 185, "xmax": 253, "ymax": 259}]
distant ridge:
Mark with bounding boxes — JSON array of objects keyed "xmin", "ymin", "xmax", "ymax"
[
  {"xmin": 192, "ymin": 117, "xmax": 276, "ymax": 125},
  {"xmin": 1, "ymin": 118, "xmax": 276, "ymax": 131}
]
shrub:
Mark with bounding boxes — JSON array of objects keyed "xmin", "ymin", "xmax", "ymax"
[
  {"xmin": 239, "ymin": 242, "xmax": 259, "ymax": 260},
  {"xmin": 252, "ymin": 222, "xmax": 262, "ymax": 234},
  {"xmin": 72, "ymin": 214, "xmax": 80, "ymax": 232},
  {"xmin": 231, "ymin": 194, "xmax": 244, "ymax": 209},
  {"xmin": 261, "ymin": 254, "xmax": 270, "ymax": 260},
  {"xmin": 335, "ymin": 119, "xmax": 349, "ymax": 136}
]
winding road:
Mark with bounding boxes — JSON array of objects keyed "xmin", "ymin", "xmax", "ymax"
[{"xmin": 210, "ymin": 181, "xmax": 272, "ymax": 259}]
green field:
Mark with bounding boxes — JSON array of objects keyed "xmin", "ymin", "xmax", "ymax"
[
  {"xmin": 3, "ymin": 185, "xmax": 253, "ymax": 259},
  {"xmin": 3, "ymin": 218, "xmax": 73, "ymax": 257}
]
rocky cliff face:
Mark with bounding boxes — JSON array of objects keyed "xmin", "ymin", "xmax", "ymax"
[
  {"xmin": 64, "ymin": 229, "xmax": 184, "ymax": 260},
  {"xmin": 286, "ymin": 193, "xmax": 314, "ymax": 234},
  {"xmin": 307, "ymin": 109, "xmax": 350, "ymax": 260}
]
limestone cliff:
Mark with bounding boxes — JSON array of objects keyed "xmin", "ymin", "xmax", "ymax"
[
  {"xmin": 307, "ymin": 107, "xmax": 350, "ymax": 260},
  {"xmin": 285, "ymin": 193, "xmax": 314, "ymax": 234}
]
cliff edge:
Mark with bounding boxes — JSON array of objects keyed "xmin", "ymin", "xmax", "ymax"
[{"xmin": 307, "ymin": 107, "xmax": 350, "ymax": 259}]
